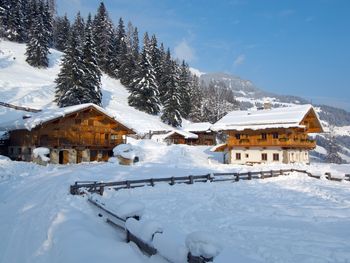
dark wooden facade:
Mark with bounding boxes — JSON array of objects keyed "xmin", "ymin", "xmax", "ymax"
[
  {"xmin": 6, "ymin": 105, "xmax": 134, "ymax": 164},
  {"xmin": 189, "ymin": 131, "xmax": 216, "ymax": 145}
]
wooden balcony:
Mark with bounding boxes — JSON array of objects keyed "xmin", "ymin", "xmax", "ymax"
[{"xmin": 228, "ymin": 137, "xmax": 316, "ymax": 149}]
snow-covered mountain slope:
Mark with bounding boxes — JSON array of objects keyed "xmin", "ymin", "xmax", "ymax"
[
  {"xmin": 0, "ymin": 40, "xmax": 173, "ymax": 134},
  {"xmin": 199, "ymin": 72, "xmax": 350, "ymax": 163}
]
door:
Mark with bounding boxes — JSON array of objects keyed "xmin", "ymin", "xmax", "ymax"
[
  {"xmin": 76, "ymin": 150, "xmax": 83, "ymax": 163},
  {"xmin": 59, "ymin": 150, "xmax": 69, "ymax": 164}
]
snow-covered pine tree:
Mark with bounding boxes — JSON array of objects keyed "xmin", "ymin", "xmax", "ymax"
[
  {"xmin": 55, "ymin": 13, "xmax": 87, "ymax": 107},
  {"xmin": 115, "ymin": 17, "xmax": 127, "ymax": 79},
  {"xmin": 24, "ymin": 0, "xmax": 38, "ymax": 41},
  {"xmin": 149, "ymin": 35, "xmax": 162, "ymax": 85},
  {"xmin": 188, "ymin": 74, "xmax": 203, "ymax": 122},
  {"xmin": 72, "ymin": 11, "xmax": 84, "ymax": 43},
  {"xmin": 25, "ymin": 0, "xmax": 51, "ymax": 68},
  {"xmin": 128, "ymin": 32, "xmax": 160, "ymax": 115},
  {"xmin": 104, "ymin": 28, "xmax": 118, "ymax": 77},
  {"xmin": 161, "ymin": 60, "xmax": 183, "ymax": 127},
  {"xmin": 158, "ymin": 48, "xmax": 171, "ymax": 102},
  {"xmin": 120, "ymin": 21, "xmax": 138, "ymax": 86},
  {"xmin": 92, "ymin": 2, "xmax": 114, "ymax": 72},
  {"xmin": 3, "ymin": 0, "xmax": 25, "ymax": 42},
  {"xmin": 43, "ymin": 0, "xmax": 53, "ymax": 47},
  {"xmin": 178, "ymin": 60, "xmax": 192, "ymax": 119},
  {"xmin": 82, "ymin": 13, "xmax": 102, "ymax": 106},
  {"xmin": 324, "ymin": 126, "xmax": 343, "ymax": 164},
  {"xmin": 0, "ymin": 0, "xmax": 8, "ymax": 37},
  {"xmin": 53, "ymin": 14, "xmax": 70, "ymax": 51}
]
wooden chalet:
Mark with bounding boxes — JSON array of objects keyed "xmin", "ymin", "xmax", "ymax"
[
  {"xmin": 161, "ymin": 130, "xmax": 198, "ymax": 145},
  {"xmin": 211, "ymin": 104, "xmax": 323, "ymax": 165},
  {"xmin": 2, "ymin": 104, "xmax": 135, "ymax": 164},
  {"xmin": 183, "ymin": 122, "xmax": 216, "ymax": 145}
]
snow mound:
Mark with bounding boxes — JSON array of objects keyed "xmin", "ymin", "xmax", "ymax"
[
  {"xmin": 33, "ymin": 147, "xmax": 50, "ymax": 162},
  {"xmin": 113, "ymin": 143, "xmax": 137, "ymax": 160},
  {"xmin": 185, "ymin": 231, "xmax": 222, "ymax": 259},
  {"xmin": 126, "ymin": 218, "xmax": 163, "ymax": 243}
]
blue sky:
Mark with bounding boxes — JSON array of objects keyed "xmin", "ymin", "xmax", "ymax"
[{"xmin": 57, "ymin": 0, "xmax": 350, "ymax": 111}]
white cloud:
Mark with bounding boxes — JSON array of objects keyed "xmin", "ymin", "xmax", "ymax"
[
  {"xmin": 174, "ymin": 40, "xmax": 196, "ymax": 62},
  {"xmin": 233, "ymin": 54, "xmax": 245, "ymax": 66}
]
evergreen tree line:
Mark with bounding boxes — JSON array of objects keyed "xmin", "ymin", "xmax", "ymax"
[
  {"xmin": 0, "ymin": 1, "xmax": 238, "ymax": 127},
  {"xmin": 53, "ymin": 2, "xmax": 202, "ymax": 127}
]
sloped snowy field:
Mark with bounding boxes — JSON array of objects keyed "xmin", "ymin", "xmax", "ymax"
[{"xmin": 1, "ymin": 140, "xmax": 350, "ymax": 263}]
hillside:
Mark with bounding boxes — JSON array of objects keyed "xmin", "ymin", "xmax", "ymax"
[{"xmin": 0, "ymin": 40, "xmax": 173, "ymax": 135}]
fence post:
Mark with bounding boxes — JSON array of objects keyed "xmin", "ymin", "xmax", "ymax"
[
  {"xmin": 170, "ymin": 177, "xmax": 175, "ymax": 185},
  {"xmin": 126, "ymin": 181, "xmax": 130, "ymax": 188},
  {"xmin": 189, "ymin": 175, "xmax": 194, "ymax": 184},
  {"xmin": 235, "ymin": 174, "xmax": 239, "ymax": 182},
  {"xmin": 248, "ymin": 172, "xmax": 252, "ymax": 180},
  {"xmin": 270, "ymin": 170, "xmax": 273, "ymax": 177},
  {"xmin": 325, "ymin": 172, "xmax": 331, "ymax": 180},
  {"xmin": 99, "ymin": 186, "xmax": 104, "ymax": 196},
  {"xmin": 150, "ymin": 178, "xmax": 155, "ymax": 187},
  {"xmin": 279, "ymin": 169, "xmax": 283, "ymax": 176}
]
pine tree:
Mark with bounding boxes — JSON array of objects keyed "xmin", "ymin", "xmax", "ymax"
[
  {"xmin": 4, "ymin": 0, "xmax": 25, "ymax": 42},
  {"xmin": 25, "ymin": 0, "xmax": 51, "ymax": 68},
  {"xmin": 159, "ymin": 48, "xmax": 172, "ymax": 103},
  {"xmin": 128, "ymin": 32, "xmax": 160, "ymax": 115},
  {"xmin": 324, "ymin": 126, "xmax": 343, "ymax": 164},
  {"xmin": 161, "ymin": 60, "xmax": 183, "ymax": 127},
  {"xmin": 92, "ymin": 2, "xmax": 113, "ymax": 72},
  {"xmin": 188, "ymin": 75, "xmax": 203, "ymax": 122},
  {"xmin": 55, "ymin": 13, "xmax": 87, "ymax": 107},
  {"xmin": 53, "ymin": 14, "xmax": 70, "ymax": 51},
  {"xmin": 82, "ymin": 14, "xmax": 102, "ymax": 106},
  {"xmin": 178, "ymin": 60, "xmax": 192, "ymax": 118},
  {"xmin": 43, "ymin": 0, "xmax": 53, "ymax": 47}
]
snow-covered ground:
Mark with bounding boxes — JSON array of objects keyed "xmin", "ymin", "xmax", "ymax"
[{"xmin": 1, "ymin": 139, "xmax": 350, "ymax": 263}]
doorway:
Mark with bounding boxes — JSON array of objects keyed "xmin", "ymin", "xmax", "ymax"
[{"xmin": 59, "ymin": 150, "xmax": 69, "ymax": 164}]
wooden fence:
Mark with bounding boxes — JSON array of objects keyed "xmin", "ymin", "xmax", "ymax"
[
  {"xmin": 70, "ymin": 169, "xmax": 350, "ymax": 196},
  {"xmin": 87, "ymin": 195, "xmax": 212, "ymax": 263},
  {"xmin": 0, "ymin": 101, "xmax": 41, "ymax": 113}
]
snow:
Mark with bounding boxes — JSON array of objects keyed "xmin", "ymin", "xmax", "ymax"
[
  {"xmin": 0, "ymin": 138, "xmax": 350, "ymax": 262},
  {"xmin": 185, "ymin": 231, "xmax": 222, "ymax": 258},
  {"xmin": 189, "ymin": 67, "xmax": 205, "ymax": 77},
  {"xmin": 211, "ymin": 104, "xmax": 321, "ymax": 131},
  {"xmin": 183, "ymin": 122, "xmax": 212, "ymax": 132},
  {"xmin": 113, "ymin": 143, "xmax": 137, "ymax": 160},
  {"xmin": 126, "ymin": 218, "xmax": 163, "ymax": 243},
  {"xmin": 110, "ymin": 200, "xmax": 145, "ymax": 220},
  {"xmin": 33, "ymin": 147, "xmax": 50, "ymax": 162},
  {"xmin": 164, "ymin": 130, "xmax": 198, "ymax": 139}
]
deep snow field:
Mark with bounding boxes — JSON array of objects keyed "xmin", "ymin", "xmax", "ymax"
[{"xmin": 1, "ymin": 139, "xmax": 350, "ymax": 263}]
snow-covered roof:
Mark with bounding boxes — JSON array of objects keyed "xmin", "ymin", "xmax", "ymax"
[
  {"xmin": 183, "ymin": 122, "xmax": 212, "ymax": 133},
  {"xmin": 1, "ymin": 103, "xmax": 134, "ymax": 132},
  {"xmin": 164, "ymin": 130, "xmax": 198, "ymax": 139},
  {"xmin": 211, "ymin": 104, "xmax": 320, "ymax": 131}
]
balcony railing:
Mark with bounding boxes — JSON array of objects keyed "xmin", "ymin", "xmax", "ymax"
[{"xmin": 229, "ymin": 137, "xmax": 316, "ymax": 148}]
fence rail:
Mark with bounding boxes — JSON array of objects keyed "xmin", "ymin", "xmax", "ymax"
[
  {"xmin": 70, "ymin": 169, "xmax": 350, "ymax": 196},
  {"xmin": 0, "ymin": 101, "xmax": 41, "ymax": 113}
]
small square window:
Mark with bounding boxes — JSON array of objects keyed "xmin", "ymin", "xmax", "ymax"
[
  {"xmin": 261, "ymin": 133, "xmax": 267, "ymax": 140},
  {"xmin": 236, "ymin": 153, "xmax": 241, "ymax": 160},
  {"xmin": 272, "ymin": 132, "xmax": 278, "ymax": 139},
  {"xmin": 273, "ymin": 153, "xmax": 279, "ymax": 161},
  {"xmin": 235, "ymin": 134, "xmax": 241, "ymax": 140}
]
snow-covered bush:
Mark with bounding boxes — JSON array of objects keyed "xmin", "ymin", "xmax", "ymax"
[{"xmin": 185, "ymin": 231, "xmax": 222, "ymax": 259}]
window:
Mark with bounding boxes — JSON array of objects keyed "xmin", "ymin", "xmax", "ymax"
[
  {"xmin": 261, "ymin": 133, "xmax": 267, "ymax": 140},
  {"xmin": 245, "ymin": 154, "xmax": 249, "ymax": 158},
  {"xmin": 272, "ymin": 132, "xmax": 278, "ymax": 139},
  {"xmin": 262, "ymin": 153, "xmax": 267, "ymax": 161},
  {"xmin": 111, "ymin": 134, "xmax": 119, "ymax": 140},
  {"xmin": 235, "ymin": 134, "xmax": 241, "ymax": 140},
  {"xmin": 236, "ymin": 153, "xmax": 241, "ymax": 160},
  {"xmin": 28, "ymin": 148, "xmax": 32, "ymax": 154},
  {"xmin": 273, "ymin": 153, "xmax": 279, "ymax": 161}
]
